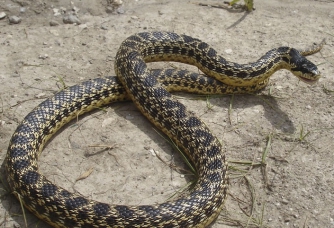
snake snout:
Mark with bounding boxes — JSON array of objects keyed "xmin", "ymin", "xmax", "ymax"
[
  {"xmin": 290, "ymin": 51, "xmax": 321, "ymax": 84},
  {"xmin": 297, "ymin": 66, "xmax": 321, "ymax": 84}
]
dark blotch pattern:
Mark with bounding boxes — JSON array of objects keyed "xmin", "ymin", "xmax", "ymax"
[
  {"xmin": 9, "ymin": 141, "xmax": 28, "ymax": 157},
  {"xmin": 208, "ymin": 172, "xmax": 222, "ymax": 182},
  {"xmin": 65, "ymin": 197, "xmax": 88, "ymax": 210},
  {"xmin": 208, "ymin": 159, "xmax": 223, "ymax": 169},
  {"xmin": 185, "ymin": 117, "xmax": 202, "ymax": 128},
  {"xmin": 236, "ymin": 71, "xmax": 248, "ymax": 78},
  {"xmin": 206, "ymin": 145, "xmax": 221, "ymax": 157},
  {"xmin": 198, "ymin": 42, "xmax": 209, "ymax": 50},
  {"xmin": 93, "ymin": 203, "xmax": 111, "ymax": 216},
  {"xmin": 22, "ymin": 170, "xmax": 40, "ymax": 185},
  {"xmin": 153, "ymin": 87, "xmax": 171, "ymax": 99},
  {"xmin": 143, "ymin": 74, "xmax": 158, "ymax": 87},
  {"xmin": 13, "ymin": 159, "xmax": 30, "ymax": 171},
  {"xmin": 41, "ymin": 183, "xmax": 58, "ymax": 197},
  {"xmin": 115, "ymin": 205, "xmax": 135, "ymax": 218},
  {"xmin": 182, "ymin": 34, "xmax": 196, "ymax": 43},
  {"xmin": 60, "ymin": 189, "xmax": 71, "ymax": 197}
]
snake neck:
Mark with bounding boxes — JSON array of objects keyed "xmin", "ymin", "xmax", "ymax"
[
  {"xmin": 122, "ymin": 33, "xmax": 298, "ymax": 86},
  {"xmin": 119, "ymin": 32, "xmax": 317, "ymax": 87},
  {"xmin": 143, "ymin": 45, "xmax": 295, "ymax": 87}
]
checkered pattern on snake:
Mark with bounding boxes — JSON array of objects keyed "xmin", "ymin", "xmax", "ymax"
[{"xmin": 5, "ymin": 31, "xmax": 324, "ymax": 227}]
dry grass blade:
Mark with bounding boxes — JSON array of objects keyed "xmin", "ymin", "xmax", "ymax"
[
  {"xmin": 261, "ymin": 134, "xmax": 271, "ymax": 189},
  {"xmin": 16, "ymin": 192, "xmax": 28, "ymax": 228},
  {"xmin": 76, "ymin": 167, "xmax": 94, "ymax": 181}
]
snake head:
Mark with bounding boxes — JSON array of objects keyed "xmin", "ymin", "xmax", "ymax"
[{"xmin": 289, "ymin": 48, "xmax": 321, "ymax": 84}]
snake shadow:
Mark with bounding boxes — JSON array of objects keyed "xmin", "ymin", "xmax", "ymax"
[
  {"xmin": 208, "ymin": 93, "xmax": 296, "ymax": 134},
  {"xmin": 111, "ymin": 91, "xmax": 296, "ymax": 167}
]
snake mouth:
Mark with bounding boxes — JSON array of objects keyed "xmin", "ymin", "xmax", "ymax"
[
  {"xmin": 298, "ymin": 69, "xmax": 321, "ymax": 85},
  {"xmin": 299, "ymin": 77, "xmax": 319, "ymax": 85}
]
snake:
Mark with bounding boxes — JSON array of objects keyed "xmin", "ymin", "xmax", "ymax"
[{"xmin": 5, "ymin": 31, "xmax": 324, "ymax": 227}]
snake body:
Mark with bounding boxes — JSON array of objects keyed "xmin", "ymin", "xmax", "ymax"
[{"xmin": 5, "ymin": 32, "xmax": 323, "ymax": 227}]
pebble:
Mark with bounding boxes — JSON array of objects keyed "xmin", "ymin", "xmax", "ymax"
[
  {"xmin": 78, "ymin": 24, "xmax": 87, "ymax": 29},
  {"xmin": 275, "ymin": 85, "xmax": 283, "ymax": 90},
  {"xmin": 60, "ymin": 7, "xmax": 67, "ymax": 13},
  {"xmin": 225, "ymin": 48, "xmax": 233, "ymax": 54},
  {"xmin": 117, "ymin": 7, "xmax": 125, "ymax": 14},
  {"xmin": 125, "ymin": 114, "xmax": 134, "ymax": 120},
  {"xmin": 101, "ymin": 25, "xmax": 108, "ymax": 30},
  {"xmin": 49, "ymin": 20, "xmax": 59, "ymax": 26},
  {"xmin": 8, "ymin": 15, "xmax": 22, "ymax": 24},
  {"xmin": 0, "ymin": 12, "xmax": 6, "ymax": 19},
  {"xmin": 106, "ymin": 7, "xmax": 114, "ymax": 14},
  {"xmin": 102, "ymin": 117, "xmax": 116, "ymax": 127},
  {"xmin": 49, "ymin": 29, "xmax": 59, "ymax": 36},
  {"xmin": 12, "ymin": 72, "xmax": 20, "ymax": 77},
  {"xmin": 35, "ymin": 93, "xmax": 46, "ymax": 99},
  {"xmin": 281, "ymin": 198, "xmax": 289, "ymax": 205},
  {"xmin": 53, "ymin": 8, "xmax": 61, "ymax": 16},
  {"xmin": 113, "ymin": 0, "xmax": 123, "ymax": 5},
  {"xmin": 39, "ymin": 54, "xmax": 49, "ymax": 59},
  {"xmin": 63, "ymin": 14, "xmax": 81, "ymax": 25},
  {"xmin": 72, "ymin": 6, "xmax": 80, "ymax": 14}
]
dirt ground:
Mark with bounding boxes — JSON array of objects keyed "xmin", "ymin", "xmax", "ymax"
[{"xmin": 0, "ymin": 0, "xmax": 333, "ymax": 227}]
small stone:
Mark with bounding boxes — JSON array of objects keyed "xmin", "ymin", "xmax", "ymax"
[
  {"xmin": 306, "ymin": 105, "xmax": 312, "ymax": 110},
  {"xmin": 117, "ymin": 7, "xmax": 125, "ymax": 14},
  {"xmin": 78, "ymin": 24, "xmax": 87, "ymax": 29},
  {"xmin": 72, "ymin": 6, "xmax": 80, "ymax": 14},
  {"xmin": 35, "ymin": 93, "xmax": 46, "ymax": 99},
  {"xmin": 275, "ymin": 85, "xmax": 283, "ymax": 90},
  {"xmin": 20, "ymin": 7, "xmax": 26, "ymax": 13},
  {"xmin": 102, "ymin": 117, "xmax": 116, "ymax": 127},
  {"xmin": 60, "ymin": 7, "xmax": 67, "ymax": 13},
  {"xmin": 53, "ymin": 8, "xmax": 61, "ymax": 16},
  {"xmin": 101, "ymin": 25, "xmax": 108, "ymax": 30},
  {"xmin": 8, "ymin": 16, "xmax": 22, "ymax": 24},
  {"xmin": 113, "ymin": 0, "xmax": 123, "ymax": 6},
  {"xmin": 39, "ymin": 54, "xmax": 49, "ymax": 59},
  {"xmin": 49, "ymin": 20, "xmax": 59, "ymax": 26},
  {"xmin": 125, "ymin": 114, "xmax": 134, "ymax": 120},
  {"xmin": 63, "ymin": 14, "xmax": 81, "ymax": 25},
  {"xmin": 225, "ymin": 48, "xmax": 233, "ymax": 54},
  {"xmin": 49, "ymin": 29, "xmax": 59, "ymax": 36},
  {"xmin": 281, "ymin": 198, "xmax": 289, "ymax": 205},
  {"xmin": 106, "ymin": 7, "xmax": 114, "ymax": 14},
  {"xmin": 0, "ymin": 12, "xmax": 6, "ymax": 19}
]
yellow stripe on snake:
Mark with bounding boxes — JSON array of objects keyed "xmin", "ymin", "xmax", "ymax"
[{"xmin": 5, "ymin": 32, "xmax": 324, "ymax": 227}]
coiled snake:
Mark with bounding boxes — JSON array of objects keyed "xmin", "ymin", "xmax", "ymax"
[{"xmin": 5, "ymin": 32, "xmax": 324, "ymax": 227}]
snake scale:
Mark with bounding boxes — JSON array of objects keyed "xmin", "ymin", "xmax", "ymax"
[{"xmin": 5, "ymin": 31, "xmax": 324, "ymax": 227}]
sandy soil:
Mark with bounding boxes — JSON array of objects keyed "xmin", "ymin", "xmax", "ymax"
[{"xmin": 0, "ymin": 0, "xmax": 333, "ymax": 227}]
